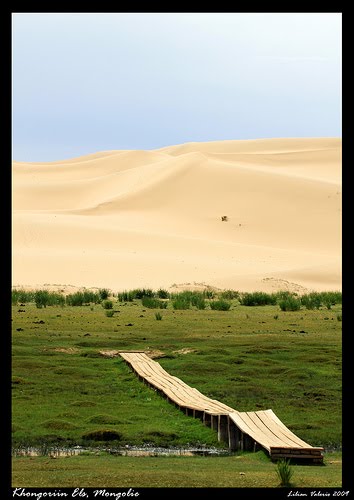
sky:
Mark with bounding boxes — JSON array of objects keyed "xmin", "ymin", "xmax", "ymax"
[{"xmin": 12, "ymin": 12, "xmax": 342, "ymax": 162}]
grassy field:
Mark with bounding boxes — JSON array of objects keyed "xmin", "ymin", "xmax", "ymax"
[
  {"xmin": 11, "ymin": 292, "xmax": 342, "ymax": 487},
  {"xmin": 11, "ymin": 451, "xmax": 342, "ymax": 488}
]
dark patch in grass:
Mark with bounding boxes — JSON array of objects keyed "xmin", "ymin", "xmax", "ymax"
[
  {"xmin": 70, "ymin": 400, "xmax": 96, "ymax": 407},
  {"xmin": 303, "ymin": 391, "xmax": 327, "ymax": 401},
  {"xmin": 80, "ymin": 352, "xmax": 102, "ymax": 358},
  {"xmin": 290, "ymin": 424, "xmax": 315, "ymax": 430},
  {"xmin": 12, "ymin": 376, "xmax": 30, "ymax": 385},
  {"xmin": 82, "ymin": 429, "xmax": 123, "ymax": 441}
]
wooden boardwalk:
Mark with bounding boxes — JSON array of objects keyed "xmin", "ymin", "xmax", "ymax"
[{"xmin": 119, "ymin": 351, "xmax": 324, "ymax": 462}]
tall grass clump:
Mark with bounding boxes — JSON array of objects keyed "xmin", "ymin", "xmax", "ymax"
[
  {"xmin": 82, "ymin": 290, "xmax": 101, "ymax": 304},
  {"xmin": 320, "ymin": 291, "xmax": 342, "ymax": 309},
  {"xmin": 301, "ymin": 293, "xmax": 322, "ymax": 310},
  {"xmin": 189, "ymin": 292, "xmax": 207, "ymax": 310},
  {"xmin": 65, "ymin": 291, "xmax": 100, "ymax": 306},
  {"xmin": 12, "ymin": 289, "xmax": 35, "ymax": 305},
  {"xmin": 202, "ymin": 289, "xmax": 216, "ymax": 299},
  {"xmin": 210, "ymin": 299, "xmax": 231, "ymax": 311},
  {"xmin": 131, "ymin": 288, "xmax": 154, "ymax": 299},
  {"xmin": 279, "ymin": 296, "xmax": 301, "ymax": 311},
  {"xmin": 275, "ymin": 459, "xmax": 294, "ymax": 487},
  {"xmin": 117, "ymin": 291, "xmax": 134, "ymax": 302},
  {"xmin": 98, "ymin": 288, "xmax": 110, "ymax": 301},
  {"xmin": 66, "ymin": 292, "xmax": 85, "ymax": 306},
  {"xmin": 194, "ymin": 296, "xmax": 206, "ymax": 310},
  {"xmin": 34, "ymin": 290, "xmax": 49, "ymax": 308},
  {"xmin": 274, "ymin": 291, "xmax": 297, "ymax": 301},
  {"xmin": 240, "ymin": 292, "xmax": 277, "ymax": 306},
  {"xmin": 34, "ymin": 290, "xmax": 65, "ymax": 308},
  {"xmin": 156, "ymin": 288, "xmax": 169, "ymax": 299},
  {"xmin": 141, "ymin": 296, "xmax": 167, "ymax": 309},
  {"xmin": 170, "ymin": 291, "xmax": 207, "ymax": 310},
  {"xmin": 220, "ymin": 289, "xmax": 240, "ymax": 300},
  {"xmin": 101, "ymin": 300, "xmax": 113, "ymax": 310},
  {"xmin": 155, "ymin": 312, "xmax": 163, "ymax": 321},
  {"xmin": 105, "ymin": 310, "xmax": 114, "ymax": 318},
  {"xmin": 172, "ymin": 295, "xmax": 190, "ymax": 310}
]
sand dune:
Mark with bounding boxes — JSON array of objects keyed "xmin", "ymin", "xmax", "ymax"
[{"xmin": 12, "ymin": 138, "xmax": 342, "ymax": 292}]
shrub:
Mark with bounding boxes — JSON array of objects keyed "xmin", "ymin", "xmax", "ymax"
[
  {"xmin": 142, "ymin": 296, "xmax": 167, "ymax": 309},
  {"xmin": 156, "ymin": 288, "xmax": 169, "ymax": 299},
  {"xmin": 44, "ymin": 292, "xmax": 65, "ymax": 307},
  {"xmin": 194, "ymin": 297, "xmax": 206, "ymax": 310},
  {"xmin": 279, "ymin": 297, "xmax": 301, "ymax": 311},
  {"xmin": 220, "ymin": 289, "xmax": 240, "ymax": 300},
  {"xmin": 155, "ymin": 312, "xmax": 163, "ymax": 320},
  {"xmin": 189, "ymin": 292, "xmax": 206, "ymax": 309},
  {"xmin": 301, "ymin": 293, "xmax": 322, "ymax": 310},
  {"xmin": 102, "ymin": 300, "xmax": 113, "ymax": 310},
  {"xmin": 34, "ymin": 290, "xmax": 50, "ymax": 308},
  {"xmin": 65, "ymin": 291, "xmax": 99, "ymax": 306},
  {"xmin": 117, "ymin": 291, "xmax": 134, "ymax": 302},
  {"xmin": 240, "ymin": 292, "xmax": 277, "ymax": 306},
  {"xmin": 274, "ymin": 291, "xmax": 297, "ymax": 301},
  {"xmin": 132, "ymin": 288, "xmax": 154, "ymax": 299},
  {"xmin": 66, "ymin": 292, "xmax": 84, "ymax": 306},
  {"xmin": 210, "ymin": 300, "xmax": 231, "ymax": 311},
  {"xmin": 105, "ymin": 310, "xmax": 114, "ymax": 317},
  {"xmin": 203, "ymin": 289, "xmax": 216, "ymax": 299},
  {"xmin": 98, "ymin": 288, "xmax": 110, "ymax": 301},
  {"xmin": 33, "ymin": 290, "xmax": 66, "ymax": 308},
  {"xmin": 172, "ymin": 297, "xmax": 190, "ymax": 310},
  {"xmin": 320, "ymin": 291, "xmax": 342, "ymax": 309},
  {"xmin": 12, "ymin": 289, "xmax": 34, "ymax": 305},
  {"xmin": 275, "ymin": 458, "xmax": 294, "ymax": 487},
  {"xmin": 171, "ymin": 291, "xmax": 207, "ymax": 309}
]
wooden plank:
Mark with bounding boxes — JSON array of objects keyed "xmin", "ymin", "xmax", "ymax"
[
  {"xmin": 245, "ymin": 411, "xmax": 303, "ymax": 448},
  {"xmin": 229, "ymin": 411, "xmax": 290, "ymax": 450},
  {"xmin": 265, "ymin": 409, "xmax": 323, "ymax": 450}
]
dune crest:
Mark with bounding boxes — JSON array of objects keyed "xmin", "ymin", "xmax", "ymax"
[{"xmin": 12, "ymin": 138, "xmax": 342, "ymax": 292}]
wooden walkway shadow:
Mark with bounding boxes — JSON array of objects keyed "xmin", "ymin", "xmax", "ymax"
[{"xmin": 119, "ymin": 351, "xmax": 324, "ymax": 463}]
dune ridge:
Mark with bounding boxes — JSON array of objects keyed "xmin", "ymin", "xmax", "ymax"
[{"xmin": 12, "ymin": 138, "xmax": 342, "ymax": 292}]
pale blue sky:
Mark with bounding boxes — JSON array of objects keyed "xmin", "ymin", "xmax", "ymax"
[{"xmin": 12, "ymin": 12, "xmax": 342, "ymax": 161}]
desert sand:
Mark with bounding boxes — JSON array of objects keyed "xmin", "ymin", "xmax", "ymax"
[{"xmin": 12, "ymin": 138, "xmax": 342, "ymax": 293}]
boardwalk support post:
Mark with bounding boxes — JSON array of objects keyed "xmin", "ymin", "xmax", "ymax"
[
  {"xmin": 218, "ymin": 415, "xmax": 229, "ymax": 444},
  {"xmin": 211, "ymin": 415, "xmax": 218, "ymax": 432},
  {"xmin": 203, "ymin": 412, "xmax": 211, "ymax": 427},
  {"xmin": 228, "ymin": 417, "xmax": 238, "ymax": 450}
]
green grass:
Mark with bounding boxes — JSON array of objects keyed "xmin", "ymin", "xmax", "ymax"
[
  {"xmin": 11, "ymin": 451, "xmax": 342, "ymax": 488},
  {"xmin": 11, "ymin": 296, "xmax": 342, "ymax": 486}
]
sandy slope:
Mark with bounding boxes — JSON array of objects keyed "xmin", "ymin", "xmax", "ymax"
[{"xmin": 12, "ymin": 138, "xmax": 342, "ymax": 292}]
